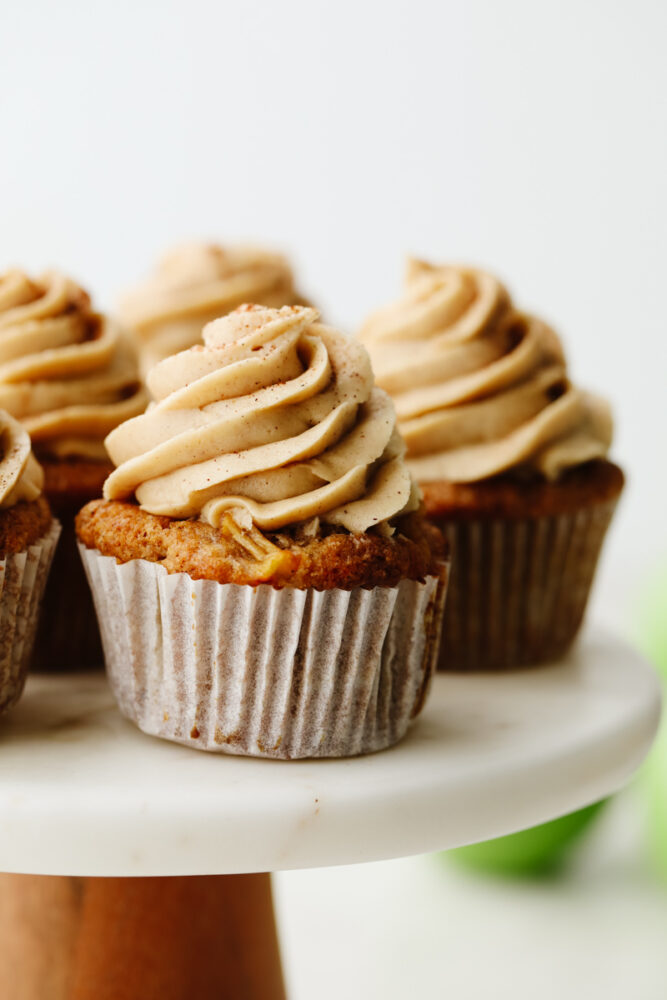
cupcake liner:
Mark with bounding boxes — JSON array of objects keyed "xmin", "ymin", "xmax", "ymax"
[
  {"xmin": 434, "ymin": 498, "xmax": 618, "ymax": 671},
  {"xmin": 0, "ymin": 521, "xmax": 61, "ymax": 713},
  {"xmin": 31, "ymin": 498, "xmax": 103, "ymax": 672},
  {"xmin": 79, "ymin": 545, "xmax": 448, "ymax": 758}
]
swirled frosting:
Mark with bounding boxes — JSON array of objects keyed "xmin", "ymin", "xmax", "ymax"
[
  {"xmin": 0, "ymin": 270, "xmax": 148, "ymax": 462},
  {"xmin": 0, "ymin": 409, "xmax": 44, "ymax": 509},
  {"xmin": 119, "ymin": 242, "xmax": 306, "ymax": 372},
  {"xmin": 359, "ymin": 260, "xmax": 612, "ymax": 482},
  {"xmin": 104, "ymin": 304, "xmax": 419, "ymax": 534}
]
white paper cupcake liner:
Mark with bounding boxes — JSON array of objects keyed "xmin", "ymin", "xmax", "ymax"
[
  {"xmin": 435, "ymin": 498, "xmax": 618, "ymax": 671},
  {"xmin": 0, "ymin": 520, "xmax": 61, "ymax": 713},
  {"xmin": 79, "ymin": 544, "xmax": 448, "ymax": 758}
]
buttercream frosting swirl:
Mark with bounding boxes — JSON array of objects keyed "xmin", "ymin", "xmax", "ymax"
[
  {"xmin": 104, "ymin": 304, "xmax": 419, "ymax": 533},
  {"xmin": 0, "ymin": 270, "xmax": 148, "ymax": 462},
  {"xmin": 0, "ymin": 408, "xmax": 44, "ymax": 509},
  {"xmin": 119, "ymin": 242, "xmax": 306, "ymax": 372},
  {"xmin": 360, "ymin": 260, "xmax": 612, "ymax": 482}
]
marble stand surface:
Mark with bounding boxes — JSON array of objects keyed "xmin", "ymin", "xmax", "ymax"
[{"xmin": 0, "ymin": 629, "xmax": 659, "ymax": 878}]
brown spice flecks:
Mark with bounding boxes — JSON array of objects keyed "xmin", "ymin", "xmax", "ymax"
[{"xmin": 214, "ymin": 727, "xmax": 241, "ymax": 746}]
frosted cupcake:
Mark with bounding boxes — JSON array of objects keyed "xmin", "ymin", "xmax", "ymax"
[
  {"xmin": 77, "ymin": 305, "xmax": 448, "ymax": 758},
  {"xmin": 0, "ymin": 270, "xmax": 147, "ymax": 669},
  {"xmin": 119, "ymin": 241, "xmax": 308, "ymax": 374},
  {"xmin": 0, "ymin": 410, "xmax": 59, "ymax": 711},
  {"xmin": 360, "ymin": 260, "xmax": 623, "ymax": 671}
]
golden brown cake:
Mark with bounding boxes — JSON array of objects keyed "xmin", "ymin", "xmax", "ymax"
[
  {"xmin": 360, "ymin": 260, "xmax": 623, "ymax": 670},
  {"xmin": 78, "ymin": 304, "xmax": 448, "ymax": 758},
  {"xmin": 0, "ymin": 496, "xmax": 51, "ymax": 555},
  {"xmin": 77, "ymin": 500, "xmax": 443, "ymax": 590},
  {"xmin": 420, "ymin": 460, "xmax": 624, "ymax": 520}
]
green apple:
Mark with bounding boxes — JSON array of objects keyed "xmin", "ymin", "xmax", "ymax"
[
  {"xmin": 635, "ymin": 564, "xmax": 667, "ymax": 681},
  {"xmin": 635, "ymin": 562, "xmax": 667, "ymax": 881},
  {"xmin": 445, "ymin": 800, "xmax": 608, "ymax": 877},
  {"xmin": 644, "ymin": 720, "xmax": 667, "ymax": 880}
]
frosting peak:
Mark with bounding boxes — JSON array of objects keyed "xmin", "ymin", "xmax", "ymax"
[
  {"xmin": 0, "ymin": 270, "xmax": 147, "ymax": 461},
  {"xmin": 119, "ymin": 242, "xmax": 306, "ymax": 371},
  {"xmin": 105, "ymin": 305, "xmax": 418, "ymax": 534},
  {"xmin": 0, "ymin": 409, "xmax": 44, "ymax": 509},
  {"xmin": 360, "ymin": 260, "xmax": 612, "ymax": 483}
]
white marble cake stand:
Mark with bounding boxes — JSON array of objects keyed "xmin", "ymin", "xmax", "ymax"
[{"xmin": 0, "ymin": 629, "xmax": 660, "ymax": 1000}]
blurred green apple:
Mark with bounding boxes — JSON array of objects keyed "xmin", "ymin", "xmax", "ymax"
[
  {"xmin": 446, "ymin": 800, "xmax": 608, "ymax": 877},
  {"xmin": 636, "ymin": 564, "xmax": 667, "ymax": 681},
  {"xmin": 644, "ymin": 721, "xmax": 667, "ymax": 880},
  {"xmin": 635, "ymin": 562, "xmax": 667, "ymax": 881}
]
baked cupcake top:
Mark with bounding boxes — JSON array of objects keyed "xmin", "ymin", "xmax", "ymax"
[
  {"xmin": 359, "ymin": 259, "xmax": 612, "ymax": 483},
  {"xmin": 0, "ymin": 408, "xmax": 44, "ymax": 509},
  {"xmin": 119, "ymin": 242, "xmax": 306, "ymax": 370},
  {"xmin": 0, "ymin": 271, "xmax": 147, "ymax": 462},
  {"xmin": 104, "ymin": 304, "xmax": 419, "ymax": 534}
]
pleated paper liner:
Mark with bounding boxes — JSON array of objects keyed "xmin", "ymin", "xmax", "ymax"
[
  {"xmin": 0, "ymin": 521, "xmax": 61, "ymax": 713},
  {"xmin": 79, "ymin": 545, "xmax": 449, "ymax": 759},
  {"xmin": 31, "ymin": 493, "xmax": 105, "ymax": 673},
  {"xmin": 433, "ymin": 498, "xmax": 618, "ymax": 671}
]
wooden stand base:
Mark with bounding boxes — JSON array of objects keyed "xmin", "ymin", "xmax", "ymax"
[{"xmin": 0, "ymin": 873, "xmax": 286, "ymax": 1000}]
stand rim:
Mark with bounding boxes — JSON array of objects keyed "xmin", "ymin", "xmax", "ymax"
[{"xmin": 0, "ymin": 628, "xmax": 660, "ymax": 877}]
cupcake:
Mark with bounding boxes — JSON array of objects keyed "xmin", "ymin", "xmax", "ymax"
[
  {"xmin": 119, "ymin": 241, "xmax": 308, "ymax": 374},
  {"xmin": 76, "ymin": 304, "xmax": 448, "ymax": 758},
  {"xmin": 0, "ymin": 410, "xmax": 60, "ymax": 711},
  {"xmin": 360, "ymin": 260, "xmax": 623, "ymax": 671},
  {"xmin": 0, "ymin": 270, "xmax": 148, "ymax": 670}
]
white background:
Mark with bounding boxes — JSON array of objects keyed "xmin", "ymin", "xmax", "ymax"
[{"xmin": 2, "ymin": 2, "xmax": 666, "ymax": 997}]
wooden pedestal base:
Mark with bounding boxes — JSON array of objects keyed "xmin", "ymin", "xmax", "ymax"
[{"xmin": 0, "ymin": 873, "xmax": 286, "ymax": 1000}]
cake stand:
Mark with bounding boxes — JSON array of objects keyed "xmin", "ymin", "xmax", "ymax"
[{"xmin": 0, "ymin": 629, "xmax": 659, "ymax": 999}]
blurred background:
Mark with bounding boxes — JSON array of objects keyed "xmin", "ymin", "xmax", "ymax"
[{"xmin": 2, "ymin": 1, "xmax": 666, "ymax": 996}]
